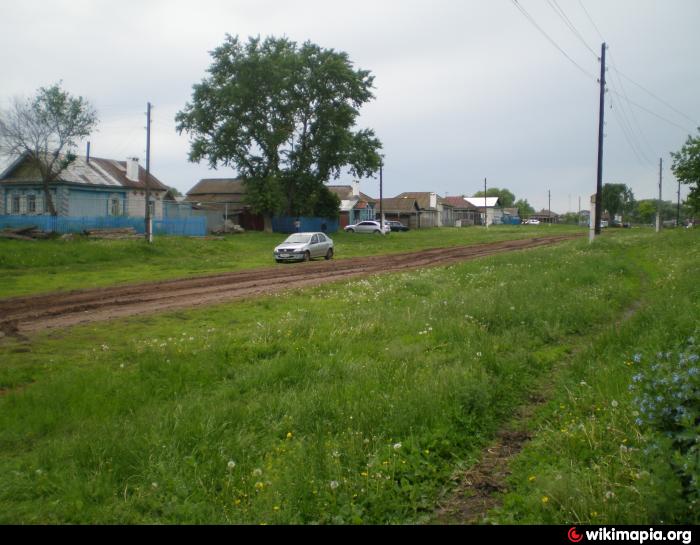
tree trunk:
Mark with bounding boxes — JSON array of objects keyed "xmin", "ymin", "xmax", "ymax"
[{"xmin": 42, "ymin": 180, "xmax": 58, "ymax": 216}]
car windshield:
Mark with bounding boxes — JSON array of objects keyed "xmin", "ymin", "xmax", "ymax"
[{"xmin": 283, "ymin": 234, "xmax": 311, "ymax": 244}]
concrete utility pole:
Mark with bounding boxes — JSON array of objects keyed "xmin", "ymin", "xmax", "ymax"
[
  {"xmin": 145, "ymin": 102, "xmax": 153, "ymax": 243},
  {"xmin": 656, "ymin": 158, "xmax": 662, "ymax": 233},
  {"xmin": 548, "ymin": 189, "xmax": 551, "ymax": 224},
  {"xmin": 594, "ymin": 42, "xmax": 606, "ymax": 238}
]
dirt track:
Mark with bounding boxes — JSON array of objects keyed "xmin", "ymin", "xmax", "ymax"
[{"xmin": 0, "ymin": 234, "xmax": 581, "ymax": 337}]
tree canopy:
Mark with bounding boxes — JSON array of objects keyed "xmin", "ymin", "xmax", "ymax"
[
  {"xmin": 473, "ymin": 187, "xmax": 515, "ymax": 208},
  {"xmin": 671, "ymin": 128, "xmax": 700, "ymax": 215},
  {"xmin": 176, "ymin": 35, "xmax": 383, "ymax": 218},
  {"xmin": 513, "ymin": 198, "xmax": 535, "ymax": 218},
  {"xmin": 0, "ymin": 83, "xmax": 98, "ymax": 215},
  {"xmin": 601, "ymin": 183, "xmax": 635, "ymax": 221}
]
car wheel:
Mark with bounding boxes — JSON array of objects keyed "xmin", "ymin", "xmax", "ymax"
[
  {"xmin": 374, "ymin": 230, "xmax": 381, "ymax": 234},
  {"xmin": 303, "ymin": 251, "xmax": 311, "ymax": 262},
  {"xmin": 347, "ymin": 228, "xmax": 355, "ymax": 233},
  {"xmin": 325, "ymin": 248, "xmax": 334, "ymax": 260}
]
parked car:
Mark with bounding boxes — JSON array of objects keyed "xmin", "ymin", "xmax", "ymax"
[
  {"xmin": 344, "ymin": 220, "xmax": 390, "ymax": 234},
  {"xmin": 386, "ymin": 220, "xmax": 409, "ymax": 232},
  {"xmin": 273, "ymin": 232, "xmax": 334, "ymax": 262},
  {"xmin": 523, "ymin": 219, "xmax": 540, "ymax": 225}
]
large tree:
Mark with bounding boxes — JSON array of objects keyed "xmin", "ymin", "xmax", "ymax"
[
  {"xmin": 513, "ymin": 198, "xmax": 535, "ymax": 218},
  {"xmin": 473, "ymin": 187, "xmax": 516, "ymax": 208},
  {"xmin": 601, "ymin": 183, "xmax": 635, "ymax": 222},
  {"xmin": 671, "ymin": 128, "xmax": 700, "ymax": 215},
  {"xmin": 176, "ymin": 35, "xmax": 382, "ymax": 218},
  {"xmin": 0, "ymin": 83, "xmax": 98, "ymax": 216}
]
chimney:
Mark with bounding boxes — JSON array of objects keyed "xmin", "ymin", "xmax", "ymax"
[
  {"xmin": 351, "ymin": 180, "xmax": 360, "ymax": 197},
  {"xmin": 430, "ymin": 192, "xmax": 437, "ymax": 209},
  {"xmin": 126, "ymin": 157, "xmax": 140, "ymax": 182}
]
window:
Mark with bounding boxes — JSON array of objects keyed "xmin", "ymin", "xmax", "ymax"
[
  {"xmin": 111, "ymin": 198, "xmax": 121, "ymax": 216},
  {"xmin": 27, "ymin": 195, "xmax": 36, "ymax": 213},
  {"xmin": 311, "ymin": 234, "xmax": 319, "ymax": 244},
  {"xmin": 11, "ymin": 195, "xmax": 20, "ymax": 214},
  {"xmin": 148, "ymin": 200, "xmax": 155, "ymax": 217}
]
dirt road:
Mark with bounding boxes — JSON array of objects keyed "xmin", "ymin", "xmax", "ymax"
[{"xmin": 0, "ymin": 234, "xmax": 580, "ymax": 337}]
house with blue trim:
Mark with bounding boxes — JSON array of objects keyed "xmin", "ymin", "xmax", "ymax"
[{"xmin": 0, "ymin": 153, "xmax": 168, "ymax": 219}]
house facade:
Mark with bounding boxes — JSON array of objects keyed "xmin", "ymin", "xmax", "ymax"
[
  {"xmin": 530, "ymin": 209, "xmax": 560, "ymax": 224},
  {"xmin": 185, "ymin": 178, "xmax": 265, "ymax": 231},
  {"xmin": 328, "ymin": 181, "xmax": 376, "ymax": 228},
  {"xmin": 464, "ymin": 196, "xmax": 503, "ymax": 226},
  {"xmin": 393, "ymin": 192, "xmax": 454, "ymax": 228},
  {"xmin": 442, "ymin": 196, "xmax": 481, "ymax": 226},
  {"xmin": 0, "ymin": 153, "xmax": 167, "ymax": 219}
]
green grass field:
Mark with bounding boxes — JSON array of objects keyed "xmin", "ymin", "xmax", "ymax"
[
  {"xmin": 0, "ymin": 224, "xmax": 581, "ymax": 298},
  {"xmin": 0, "ymin": 228, "xmax": 697, "ymax": 524}
]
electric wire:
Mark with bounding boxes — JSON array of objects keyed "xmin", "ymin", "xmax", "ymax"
[
  {"xmin": 546, "ymin": 0, "xmax": 598, "ymax": 57},
  {"xmin": 510, "ymin": 0, "xmax": 598, "ymax": 83}
]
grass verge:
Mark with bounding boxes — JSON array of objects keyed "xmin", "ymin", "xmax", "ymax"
[{"xmin": 0, "ymin": 228, "xmax": 695, "ymax": 523}]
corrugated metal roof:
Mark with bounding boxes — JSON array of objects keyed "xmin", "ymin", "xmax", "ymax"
[
  {"xmin": 187, "ymin": 178, "xmax": 245, "ymax": 195},
  {"xmin": 464, "ymin": 197, "xmax": 500, "ymax": 208}
]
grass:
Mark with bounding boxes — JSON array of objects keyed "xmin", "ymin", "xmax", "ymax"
[
  {"xmin": 1, "ymin": 228, "xmax": 696, "ymax": 524},
  {"xmin": 0, "ymin": 224, "xmax": 582, "ymax": 298}
]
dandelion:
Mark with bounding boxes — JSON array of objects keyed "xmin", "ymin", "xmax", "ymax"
[
  {"xmin": 255, "ymin": 481, "xmax": 264, "ymax": 490},
  {"xmin": 253, "ymin": 468, "xmax": 263, "ymax": 477},
  {"xmin": 227, "ymin": 460, "xmax": 236, "ymax": 470},
  {"xmin": 611, "ymin": 400, "xmax": 619, "ymax": 408},
  {"xmin": 151, "ymin": 482, "xmax": 158, "ymax": 489},
  {"xmin": 393, "ymin": 442, "xmax": 402, "ymax": 450},
  {"xmin": 528, "ymin": 476, "xmax": 536, "ymax": 482},
  {"xmin": 286, "ymin": 432, "xmax": 293, "ymax": 439},
  {"xmin": 329, "ymin": 480, "xmax": 339, "ymax": 490},
  {"xmin": 541, "ymin": 496, "xmax": 550, "ymax": 504}
]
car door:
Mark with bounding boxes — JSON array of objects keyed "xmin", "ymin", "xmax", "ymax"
[
  {"xmin": 316, "ymin": 233, "xmax": 329, "ymax": 255},
  {"xmin": 309, "ymin": 234, "xmax": 320, "ymax": 257}
]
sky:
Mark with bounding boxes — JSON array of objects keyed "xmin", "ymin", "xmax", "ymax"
[{"xmin": 1, "ymin": 0, "xmax": 698, "ymax": 213}]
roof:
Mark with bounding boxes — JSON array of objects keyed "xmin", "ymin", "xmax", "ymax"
[
  {"xmin": 442, "ymin": 196, "xmax": 478, "ymax": 210},
  {"xmin": 464, "ymin": 197, "xmax": 500, "ymax": 208},
  {"xmin": 503, "ymin": 207, "xmax": 519, "ymax": 216},
  {"xmin": 187, "ymin": 178, "xmax": 245, "ymax": 196},
  {"xmin": 327, "ymin": 185, "xmax": 354, "ymax": 200},
  {"xmin": 0, "ymin": 153, "xmax": 168, "ymax": 191},
  {"xmin": 394, "ymin": 192, "xmax": 440, "ymax": 210},
  {"xmin": 379, "ymin": 197, "xmax": 420, "ymax": 213},
  {"xmin": 532, "ymin": 209, "xmax": 560, "ymax": 218}
]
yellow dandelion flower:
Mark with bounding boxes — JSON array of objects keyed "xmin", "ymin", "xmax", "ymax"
[
  {"xmin": 541, "ymin": 496, "xmax": 549, "ymax": 504},
  {"xmin": 286, "ymin": 432, "xmax": 293, "ymax": 439},
  {"xmin": 528, "ymin": 476, "xmax": 536, "ymax": 482}
]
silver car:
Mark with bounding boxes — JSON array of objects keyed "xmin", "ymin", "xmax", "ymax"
[
  {"xmin": 273, "ymin": 232, "xmax": 334, "ymax": 262},
  {"xmin": 344, "ymin": 220, "xmax": 390, "ymax": 234}
]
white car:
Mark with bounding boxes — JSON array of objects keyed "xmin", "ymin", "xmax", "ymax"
[
  {"xmin": 344, "ymin": 220, "xmax": 390, "ymax": 234},
  {"xmin": 524, "ymin": 219, "xmax": 540, "ymax": 225},
  {"xmin": 273, "ymin": 232, "xmax": 334, "ymax": 262}
]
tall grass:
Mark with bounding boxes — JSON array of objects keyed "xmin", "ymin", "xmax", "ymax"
[{"xmin": 0, "ymin": 229, "xmax": 695, "ymax": 523}]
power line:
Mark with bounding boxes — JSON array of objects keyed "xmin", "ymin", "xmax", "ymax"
[
  {"xmin": 614, "ymin": 69, "xmax": 699, "ymax": 126},
  {"xmin": 510, "ymin": 0, "xmax": 598, "ymax": 83},
  {"xmin": 577, "ymin": 0, "xmax": 605, "ymax": 42},
  {"xmin": 546, "ymin": 0, "xmax": 598, "ymax": 57},
  {"xmin": 608, "ymin": 88, "xmax": 694, "ymax": 133}
]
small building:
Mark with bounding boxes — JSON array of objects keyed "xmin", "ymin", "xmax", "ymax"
[
  {"xmin": 464, "ymin": 196, "xmax": 503, "ymax": 226},
  {"xmin": 442, "ymin": 196, "xmax": 481, "ymax": 226},
  {"xmin": 0, "ymin": 153, "xmax": 167, "ymax": 218},
  {"xmin": 327, "ymin": 181, "xmax": 376, "ymax": 228},
  {"xmin": 185, "ymin": 178, "xmax": 264, "ymax": 231},
  {"xmin": 378, "ymin": 197, "xmax": 421, "ymax": 228},
  {"xmin": 530, "ymin": 209, "xmax": 560, "ymax": 224},
  {"xmin": 393, "ymin": 192, "xmax": 454, "ymax": 228}
]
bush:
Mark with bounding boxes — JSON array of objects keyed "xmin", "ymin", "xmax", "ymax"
[{"xmin": 629, "ymin": 334, "xmax": 699, "ymax": 514}]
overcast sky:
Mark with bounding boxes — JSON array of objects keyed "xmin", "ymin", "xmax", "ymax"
[{"xmin": 1, "ymin": 0, "xmax": 698, "ymax": 213}]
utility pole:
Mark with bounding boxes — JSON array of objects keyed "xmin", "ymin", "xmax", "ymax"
[
  {"xmin": 677, "ymin": 177, "xmax": 681, "ymax": 227},
  {"xmin": 594, "ymin": 42, "xmax": 606, "ymax": 237},
  {"xmin": 145, "ymin": 102, "xmax": 153, "ymax": 243},
  {"xmin": 379, "ymin": 158, "xmax": 384, "ymax": 229},
  {"xmin": 656, "ymin": 158, "xmax": 662, "ymax": 233},
  {"xmin": 484, "ymin": 178, "xmax": 488, "ymax": 228},
  {"xmin": 548, "ymin": 189, "xmax": 551, "ymax": 224}
]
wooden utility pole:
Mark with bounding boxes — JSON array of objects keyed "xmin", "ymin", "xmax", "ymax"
[
  {"xmin": 677, "ymin": 177, "xmax": 681, "ymax": 227},
  {"xmin": 548, "ymin": 189, "xmax": 551, "ymax": 224},
  {"xmin": 594, "ymin": 43, "xmax": 606, "ymax": 237},
  {"xmin": 379, "ymin": 159, "xmax": 384, "ymax": 228},
  {"xmin": 145, "ymin": 102, "xmax": 153, "ymax": 243},
  {"xmin": 484, "ymin": 178, "xmax": 488, "ymax": 228},
  {"xmin": 656, "ymin": 158, "xmax": 662, "ymax": 233}
]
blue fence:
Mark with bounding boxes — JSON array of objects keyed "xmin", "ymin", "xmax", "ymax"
[
  {"xmin": 0, "ymin": 215, "xmax": 207, "ymax": 237},
  {"xmin": 272, "ymin": 216, "xmax": 339, "ymax": 234}
]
